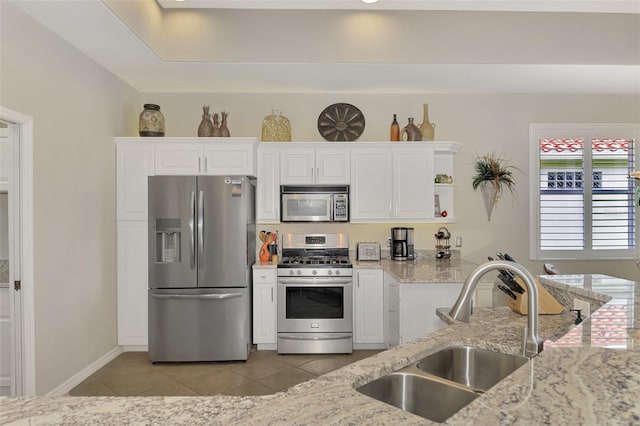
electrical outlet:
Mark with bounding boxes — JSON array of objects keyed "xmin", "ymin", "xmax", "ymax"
[
  {"xmin": 573, "ymin": 298, "xmax": 590, "ymax": 318},
  {"xmin": 455, "ymin": 236, "xmax": 462, "ymax": 247}
]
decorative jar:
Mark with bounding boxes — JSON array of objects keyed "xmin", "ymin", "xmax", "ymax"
[{"xmin": 139, "ymin": 104, "xmax": 165, "ymax": 137}]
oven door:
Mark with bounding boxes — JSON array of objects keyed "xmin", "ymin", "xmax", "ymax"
[
  {"xmin": 281, "ymin": 193, "xmax": 332, "ymax": 222},
  {"xmin": 277, "ymin": 276, "xmax": 353, "ymax": 333}
]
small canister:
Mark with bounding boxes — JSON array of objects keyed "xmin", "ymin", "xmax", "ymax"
[{"xmin": 139, "ymin": 104, "xmax": 165, "ymax": 137}]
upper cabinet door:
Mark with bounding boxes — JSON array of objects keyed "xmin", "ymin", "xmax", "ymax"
[
  {"xmin": 257, "ymin": 147, "xmax": 280, "ymax": 223},
  {"xmin": 350, "ymin": 148, "xmax": 393, "ymax": 221},
  {"xmin": 116, "ymin": 141, "xmax": 154, "ymax": 221},
  {"xmin": 280, "ymin": 147, "xmax": 350, "ymax": 185},
  {"xmin": 280, "ymin": 148, "xmax": 315, "ymax": 184},
  {"xmin": 155, "ymin": 143, "xmax": 203, "ymax": 175},
  {"xmin": 202, "ymin": 142, "xmax": 256, "ymax": 176},
  {"xmin": 315, "ymin": 148, "xmax": 350, "ymax": 184},
  {"xmin": 393, "ymin": 148, "xmax": 435, "ymax": 220}
]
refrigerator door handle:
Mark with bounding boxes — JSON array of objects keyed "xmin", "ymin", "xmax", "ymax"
[
  {"xmin": 189, "ymin": 191, "xmax": 196, "ymax": 269},
  {"xmin": 197, "ymin": 190, "xmax": 204, "ymax": 266},
  {"xmin": 151, "ymin": 293, "xmax": 243, "ymax": 300}
]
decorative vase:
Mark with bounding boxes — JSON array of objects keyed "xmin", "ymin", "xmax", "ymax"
[
  {"xmin": 401, "ymin": 117, "xmax": 422, "ymax": 141},
  {"xmin": 259, "ymin": 241, "xmax": 271, "ymax": 262},
  {"xmin": 262, "ymin": 109, "xmax": 292, "ymax": 141},
  {"xmin": 138, "ymin": 104, "xmax": 165, "ymax": 137},
  {"xmin": 197, "ymin": 105, "xmax": 214, "ymax": 137},
  {"xmin": 480, "ymin": 181, "xmax": 499, "ymax": 221},
  {"xmin": 419, "ymin": 103, "xmax": 436, "ymax": 141},
  {"xmin": 212, "ymin": 113, "xmax": 222, "ymax": 137},
  {"xmin": 220, "ymin": 111, "xmax": 231, "ymax": 137},
  {"xmin": 390, "ymin": 114, "xmax": 400, "ymax": 142}
]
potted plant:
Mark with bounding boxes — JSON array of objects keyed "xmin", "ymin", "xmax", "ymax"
[{"xmin": 471, "ymin": 152, "xmax": 517, "ymax": 220}]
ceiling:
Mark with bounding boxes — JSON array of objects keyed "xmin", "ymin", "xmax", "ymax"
[{"xmin": 10, "ymin": 0, "xmax": 640, "ymax": 94}]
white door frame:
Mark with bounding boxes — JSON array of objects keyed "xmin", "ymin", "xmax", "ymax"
[{"xmin": 0, "ymin": 107, "xmax": 35, "ymax": 396}]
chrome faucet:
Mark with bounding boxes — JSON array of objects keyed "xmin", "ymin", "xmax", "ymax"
[{"xmin": 449, "ymin": 260, "xmax": 544, "ymax": 357}]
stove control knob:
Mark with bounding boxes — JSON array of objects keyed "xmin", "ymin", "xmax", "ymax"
[
  {"xmin": 327, "ymin": 270, "xmax": 333, "ymax": 275},
  {"xmin": 289, "ymin": 270, "xmax": 294, "ymax": 276},
  {"xmin": 335, "ymin": 270, "xmax": 341, "ymax": 275},
  {"xmin": 297, "ymin": 270, "xmax": 302, "ymax": 276},
  {"xmin": 312, "ymin": 270, "xmax": 317, "ymax": 276}
]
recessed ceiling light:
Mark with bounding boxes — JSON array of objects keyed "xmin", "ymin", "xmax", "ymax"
[{"xmin": 361, "ymin": 0, "xmax": 379, "ymax": 4}]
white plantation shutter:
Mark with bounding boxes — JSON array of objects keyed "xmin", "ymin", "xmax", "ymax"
[{"xmin": 530, "ymin": 125, "xmax": 640, "ymax": 260}]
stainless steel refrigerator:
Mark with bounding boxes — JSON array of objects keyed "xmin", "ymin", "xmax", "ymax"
[{"xmin": 147, "ymin": 175, "xmax": 256, "ymax": 362}]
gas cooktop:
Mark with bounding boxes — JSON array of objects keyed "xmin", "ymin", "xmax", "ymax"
[
  {"xmin": 279, "ymin": 256, "xmax": 351, "ymax": 267},
  {"xmin": 278, "ymin": 233, "xmax": 352, "ymax": 274}
]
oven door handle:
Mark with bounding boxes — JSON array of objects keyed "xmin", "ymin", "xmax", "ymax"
[
  {"xmin": 278, "ymin": 333, "xmax": 352, "ymax": 341},
  {"xmin": 277, "ymin": 277, "xmax": 352, "ymax": 285}
]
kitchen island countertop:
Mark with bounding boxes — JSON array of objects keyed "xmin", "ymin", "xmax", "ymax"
[{"xmin": 3, "ymin": 274, "xmax": 639, "ymax": 425}]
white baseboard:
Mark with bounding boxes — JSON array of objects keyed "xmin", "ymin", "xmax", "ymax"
[
  {"xmin": 46, "ymin": 346, "xmax": 123, "ymax": 396},
  {"xmin": 122, "ymin": 345, "xmax": 148, "ymax": 352},
  {"xmin": 353, "ymin": 343, "xmax": 386, "ymax": 350}
]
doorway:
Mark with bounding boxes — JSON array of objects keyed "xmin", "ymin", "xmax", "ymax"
[{"xmin": 0, "ymin": 107, "xmax": 35, "ymax": 396}]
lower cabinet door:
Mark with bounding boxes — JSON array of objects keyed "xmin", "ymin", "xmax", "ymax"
[
  {"xmin": 399, "ymin": 283, "xmax": 463, "ymax": 344},
  {"xmin": 353, "ymin": 269, "xmax": 385, "ymax": 345},
  {"xmin": 253, "ymin": 282, "xmax": 277, "ymax": 346}
]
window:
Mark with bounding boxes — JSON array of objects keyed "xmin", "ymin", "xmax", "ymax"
[{"xmin": 529, "ymin": 124, "xmax": 640, "ymax": 260}]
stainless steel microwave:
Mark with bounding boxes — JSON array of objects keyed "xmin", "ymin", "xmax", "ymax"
[{"xmin": 280, "ymin": 185, "xmax": 349, "ymax": 222}]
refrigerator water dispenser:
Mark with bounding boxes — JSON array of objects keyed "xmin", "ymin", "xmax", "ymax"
[{"xmin": 155, "ymin": 218, "xmax": 181, "ymax": 263}]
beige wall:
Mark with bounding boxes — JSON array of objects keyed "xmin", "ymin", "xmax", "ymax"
[
  {"xmin": 0, "ymin": 2, "xmax": 139, "ymax": 394},
  {"xmin": 142, "ymin": 92, "xmax": 640, "ymax": 280}
]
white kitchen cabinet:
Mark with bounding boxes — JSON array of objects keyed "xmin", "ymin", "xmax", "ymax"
[
  {"xmin": 393, "ymin": 148, "xmax": 434, "ymax": 220},
  {"xmin": 350, "ymin": 148, "xmax": 393, "ymax": 220},
  {"xmin": 116, "ymin": 141, "xmax": 154, "ymax": 221},
  {"xmin": 353, "ymin": 269, "xmax": 385, "ymax": 348},
  {"xmin": 384, "ymin": 272, "xmax": 462, "ymax": 347},
  {"xmin": 350, "ymin": 145, "xmax": 432, "ymax": 222},
  {"xmin": 398, "ymin": 283, "xmax": 462, "ymax": 344},
  {"xmin": 154, "ymin": 138, "xmax": 257, "ymax": 176},
  {"xmin": 351, "ymin": 142, "xmax": 460, "ymax": 223},
  {"xmin": 280, "ymin": 147, "xmax": 349, "ymax": 185},
  {"xmin": 256, "ymin": 145, "xmax": 280, "ymax": 223},
  {"xmin": 117, "ymin": 221, "xmax": 149, "ymax": 347},
  {"xmin": 252, "ymin": 268, "xmax": 277, "ymax": 349},
  {"xmin": 115, "ymin": 137, "xmax": 259, "ymax": 347}
]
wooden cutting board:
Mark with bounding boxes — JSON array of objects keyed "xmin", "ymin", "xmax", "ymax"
[{"xmin": 508, "ymin": 276, "xmax": 564, "ymax": 315}]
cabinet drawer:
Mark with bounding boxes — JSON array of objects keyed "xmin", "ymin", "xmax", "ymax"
[{"xmin": 253, "ymin": 269, "xmax": 276, "ymax": 284}]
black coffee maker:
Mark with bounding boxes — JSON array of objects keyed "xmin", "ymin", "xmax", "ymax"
[{"xmin": 391, "ymin": 227, "xmax": 415, "ymax": 260}]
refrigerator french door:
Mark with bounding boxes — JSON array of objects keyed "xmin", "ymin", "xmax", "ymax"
[{"xmin": 148, "ymin": 175, "xmax": 256, "ymax": 362}]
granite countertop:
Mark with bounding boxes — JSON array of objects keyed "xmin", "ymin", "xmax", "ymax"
[
  {"xmin": 3, "ymin": 274, "xmax": 639, "ymax": 425},
  {"xmin": 256, "ymin": 250, "xmax": 483, "ymax": 284}
]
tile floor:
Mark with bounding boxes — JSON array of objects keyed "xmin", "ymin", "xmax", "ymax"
[{"xmin": 69, "ymin": 348, "xmax": 382, "ymax": 397}]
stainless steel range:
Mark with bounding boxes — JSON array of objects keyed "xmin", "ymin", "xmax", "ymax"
[{"xmin": 277, "ymin": 233, "xmax": 353, "ymax": 354}]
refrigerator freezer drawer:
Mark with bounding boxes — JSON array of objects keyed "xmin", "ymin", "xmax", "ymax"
[{"xmin": 148, "ymin": 287, "xmax": 251, "ymax": 362}]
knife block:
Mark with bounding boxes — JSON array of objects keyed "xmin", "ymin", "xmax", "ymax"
[{"xmin": 507, "ymin": 277, "xmax": 564, "ymax": 315}]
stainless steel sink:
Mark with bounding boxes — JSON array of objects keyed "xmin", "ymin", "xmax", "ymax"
[
  {"xmin": 356, "ymin": 345, "xmax": 529, "ymax": 422},
  {"xmin": 356, "ymin": 372, "xmax": 479, "ymax": 423},
  {"xmin": 415, "ymin": 345, "xmax": 529, "ymax": 392}
]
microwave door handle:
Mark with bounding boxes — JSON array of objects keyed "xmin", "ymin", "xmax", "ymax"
[
  {"xmin": 329, "ymin": 194, "xmax": 334, "ymax": 221},
  {"xmin": 198, "ymin": 190, "xmax": 204, "ymax": 265},
  {"xmin": 189, "ymin": 191, "xmax": 196, "ymax": 269}
]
